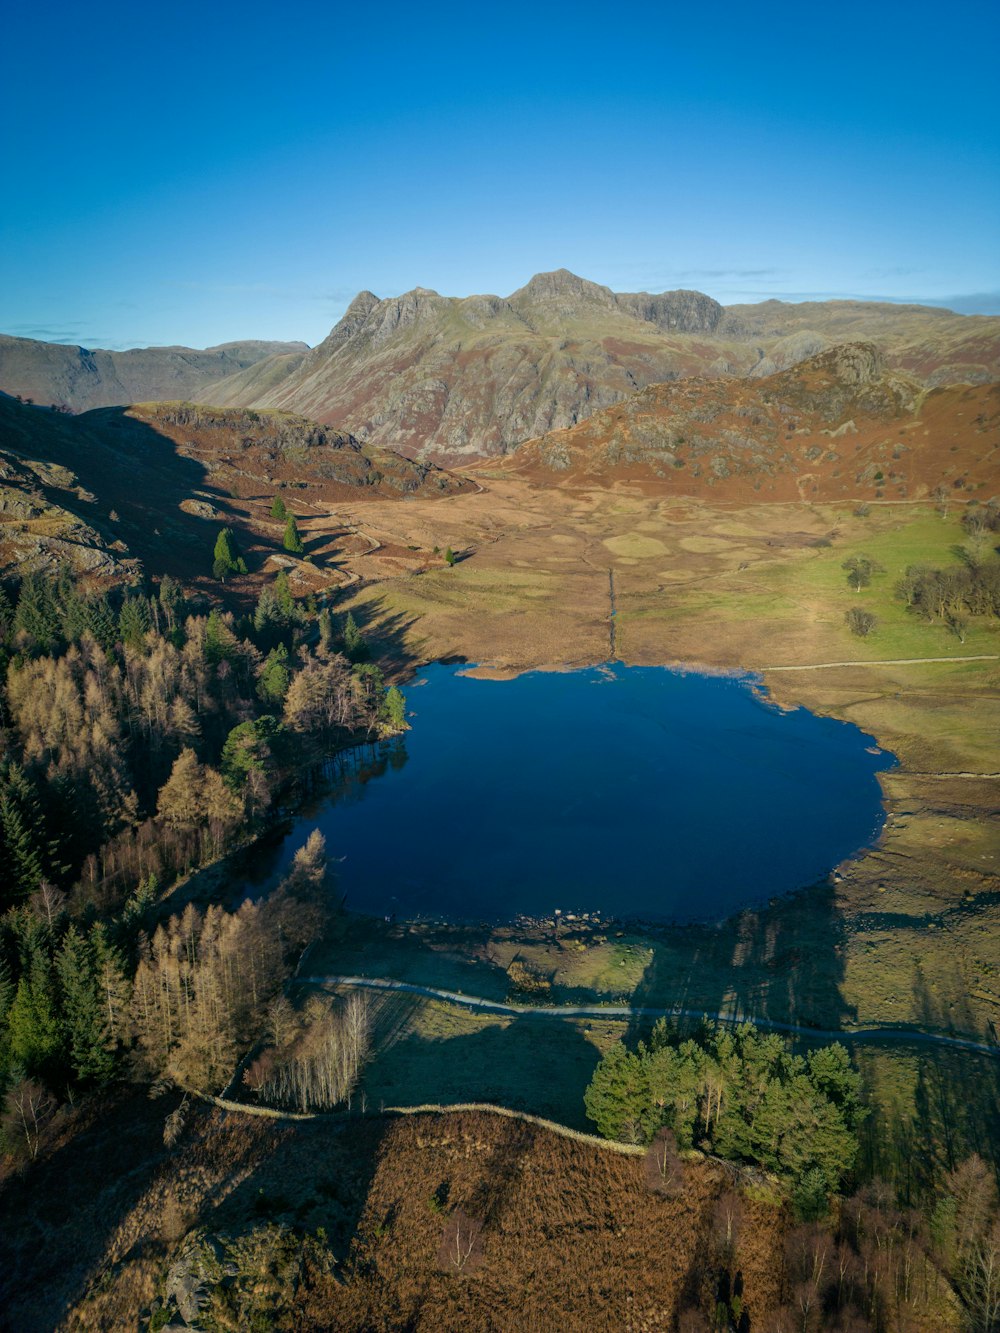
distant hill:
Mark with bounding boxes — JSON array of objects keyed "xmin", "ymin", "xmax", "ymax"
[
  {"xmin": 0, "ymin": 334, "xmax": 309, "ymax": 413},
  {"xmin": 506, "ymin": 342, "xmax": 1000, "ymax": 503},
  {"xmin": 211, "ymin": 271, "xmax": 1000, "ymax": 462}
]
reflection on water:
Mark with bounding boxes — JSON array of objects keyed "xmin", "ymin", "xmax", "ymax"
[{"xmin": 248, "ymin": 663, "xmax": 895, "ymax": 924}]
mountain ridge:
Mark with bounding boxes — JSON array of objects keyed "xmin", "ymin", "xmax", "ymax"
[
  {"xmin": 3, "ymin": 272, "xmax": 998, "ymax": 460},
  {"xmin": 210, "ymin": 272, "xmax": 1000, "ymax": 460}
]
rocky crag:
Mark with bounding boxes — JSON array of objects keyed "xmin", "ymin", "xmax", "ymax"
[{"xmin": 507, "ymin": 342, "xmax": 1000, "ymax": 503}]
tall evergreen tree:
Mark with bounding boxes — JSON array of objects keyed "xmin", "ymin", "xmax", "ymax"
[
  {"xmin": 119, "ymin": 595, "xmax": 151, "ymax": 650},
  {"xmin": 54, "ymin": 569, "xmax": 90, "ymax": 643},
  {"xmin": 282, "ymin": 515, "xmax": 304, "ymax": 555},
  {"xmin": 384, "ymin": 685, "xmax": 407, "ymax": 729},
  {"xmin": 7, "ymin": 958, "xmax": 61, "ymax": 1075},
  {"xmin": 14, "ymin": 572, "xmax": 61, "ymax": 652},
  {"xmin": 257, "ymin": 644, "xmax": 291, "ymax": 706},
  {"xmin": 342, "ymin": 612, "xmax": 368, "ymax": 663},
  {"xmin": 213, "ymin": 528, "xmax": 246, "ymax": 581},
  {"xmin": 270, "ymin": 494, "xmax": 287, "ymax": 520},
  {"xmin": 86, "ymin": 594, "xmax": 119, "ymax": 651},
  {"xmin": 0, "ymin": 784, "xmax": 45, "ymax": 906},
  {"xmin": 0, "ymin": 583, "xmax": 14, "ymax": 642},
  {"xmin": 56, "ymin": 927, "xmax": 116, "ymax": 1083}
]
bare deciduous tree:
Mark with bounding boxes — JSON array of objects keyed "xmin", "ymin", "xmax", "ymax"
[
  {"xmin": 438, "ymin": 1209, "xmax": 484, "ymax": 1272},
  {"xmin": 2, "ymin": 1075, "xmax": 55, "ymax": 1161}
]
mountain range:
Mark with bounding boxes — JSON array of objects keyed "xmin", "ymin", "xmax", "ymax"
[{"xmin": 2, "ymin": 271, "xmax": 998, "ymax": 463}]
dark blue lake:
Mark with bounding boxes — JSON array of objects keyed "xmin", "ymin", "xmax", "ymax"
[{"xmin": 258, "ymin": 662, "xmax": 894, "ymax": 923}]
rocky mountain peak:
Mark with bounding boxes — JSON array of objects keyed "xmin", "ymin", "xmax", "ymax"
[
  {"xmin": 343, "ymin": 290, "xmax": 380, "ymax": 320},
  {"xmin": 510, "ymin": 269, "xmax": 617, "ymax": 307}
]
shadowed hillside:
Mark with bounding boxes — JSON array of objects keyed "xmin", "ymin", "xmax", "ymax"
[{"xmin": 0, "ymin": 395, "xmax": 470, "ymax": 590}]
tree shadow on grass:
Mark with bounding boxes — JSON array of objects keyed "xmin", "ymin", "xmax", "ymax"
[
  {"xmin": 622, "ymin": 876, "xmax": 856, "ymax": 1046},
  {"xmin": 359, "ymin": 1012, "xmax": 605, "ymax": 1132}
]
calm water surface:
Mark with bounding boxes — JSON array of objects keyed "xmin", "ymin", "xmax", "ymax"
[{"xmin": 255, "ymin": 663, "xmax": 894, "ymax": 923}]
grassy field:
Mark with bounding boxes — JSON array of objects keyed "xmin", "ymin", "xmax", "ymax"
[{"xmin": 285, "ymin": 483, "xmax": 1000, "ymax": 1178}]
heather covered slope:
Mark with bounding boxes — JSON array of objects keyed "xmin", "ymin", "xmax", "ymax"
[
  {"xmin": 213, "ymin": 271, "xmax": 1000, "ymax": 463},
  {"xmin": 508, "ymin": 342, "xmax": 1000, "ymax": 502},
  {"xmin": 0, "ymin": 334, "xmax": 308, "ymax": 413},
  {"xmin": 0, "ymin": 395, "xmax": 469, "ymax": 588}
]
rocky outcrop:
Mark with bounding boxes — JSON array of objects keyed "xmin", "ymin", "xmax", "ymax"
[{"xmin": 508, "ymin": 343, "xmax": 1000, "ymax": 503}]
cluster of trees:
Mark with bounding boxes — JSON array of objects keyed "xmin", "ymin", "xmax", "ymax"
[
  {"xmin": 131, "ymin": 834, "xmax": 330, "ymax": 1092},
  {"xmin": 0, "ymin": 561, "xmax": 408, "ymax": 1156},
  {"xmin": 0, "ymin": 831, "xmax": 334, "ymax": 1159},
  {"xmin": 896, "ymin": 558, "xmax": 1000, "ymax": 642},
  {"xmin": 840, "ymin": 496, "xmax": 1000, "ymax": 641},
  {"xmin": 243, "ymin": 987, "xmax": 372, "ymax": 1112},
  {"xmin": 585, "ymin": 1022, "xmax": 864, "ymax": 1216},
  {"xmin": 737, "ymin": 1157, "xmax": 1000, "ymax": 1332},
  {"xmin": 0, "ymin": 565, "xmax": 405, "ymax": 909}
]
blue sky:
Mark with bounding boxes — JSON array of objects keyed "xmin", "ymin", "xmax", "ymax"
[{"xmin": 2, "ymin": 0, "xmax": 998, "ymax": 349}]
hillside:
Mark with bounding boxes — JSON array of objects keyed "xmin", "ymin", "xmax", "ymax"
[
  {"xmin": 0, "ymin": 1094, "xmax": 787, "ymax": 1332},
  {"xmin": 0, "ymin": 334, "xmax": 308, "ymax": 413},
  {"xmin": 210, "ymin": 271, "xmax": 1000, "ymax": 462},
  {"xmin": 506, "ymin": 342, "xmax": 1000, "ymax": 502},
  {"xmin": 0, "ymin": 395, "xmax": 470, "ymax": 590}
]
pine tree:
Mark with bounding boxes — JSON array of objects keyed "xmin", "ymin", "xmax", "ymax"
[
  {"xmin": 342, "ymin": 612, "xmax": 368, "ymax": 663},
  {"xmin": 270, "ymin": 495, "xmax": 287, "ymax": 520},
  {"xmin": 0, "ymin": 765, "xmax": 65, "ymax": 902},
  {"xmin": 317, "ymin": 606, "xmax": 333, "ymax": 650},
  {"xmin": 0, "ymin": 953, "xmax": 14, "ymax": 1071},
  {"xmin": 0, "ymin": 584, "xmax": 14, "ymax": 643},
  {"xmin": 275, "ymin": 570, "xmax": 296, "ymax": 616},
  {"xmin": 8, "ymin": 961, "xmax": 62, "ymax": 1075},
  {"xmin": 0, "ymin": 784, "xmax": 45, "ymax": 906},
  {"xmin": 213, "ymin": 527, "xmax": 243, "ymax": 581},
  {"xmin": 257, "ymin": 644, "xmax": 291, "ymax": 706},
  {"xmin": 86, "ymin": 595, "xmax": 118, "ymax": 651},
  {"xmin": 203, "ymin": 608, "xmax": 236, "ymax": 667},
  {"xmin": 56, "ymin": 927, "xmax": 116, "ymax": 1084},
  {"xmin": 221, "ymin": 716, "xmax": 278, "ymax": 790},
  {"xmin": 54, "ymin": 569, "xmax": 90, "ymax": 643},
  {"xmin": 384, "ymin": 685, "xmax": 407, "ymax": 729},
  {"xmin": 283, "ymin": 515, "xmax": 304, "ymax": 555},
  {"xmin": 253, "ymin": 585, "xmax": 281, "ymax": 638},
  {"xmin": 14, "ymin": 572, "xmax": 61, "ymax": 652},
  {"xmin": 118, "ymin": 595, "xmax": 151, "ymax": 650}
]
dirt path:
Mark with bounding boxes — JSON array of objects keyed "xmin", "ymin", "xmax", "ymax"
[
  {"xmin": 294, "ymin": 975, "xmax": 1000, "ymax": 1057},
  {"xmin": 761, "ymin": 655, "xmax": 1000, "ymax": 671},
  {"xmin": 608, "ymin": 568, "xmax": 617, "ymax": 658}
]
